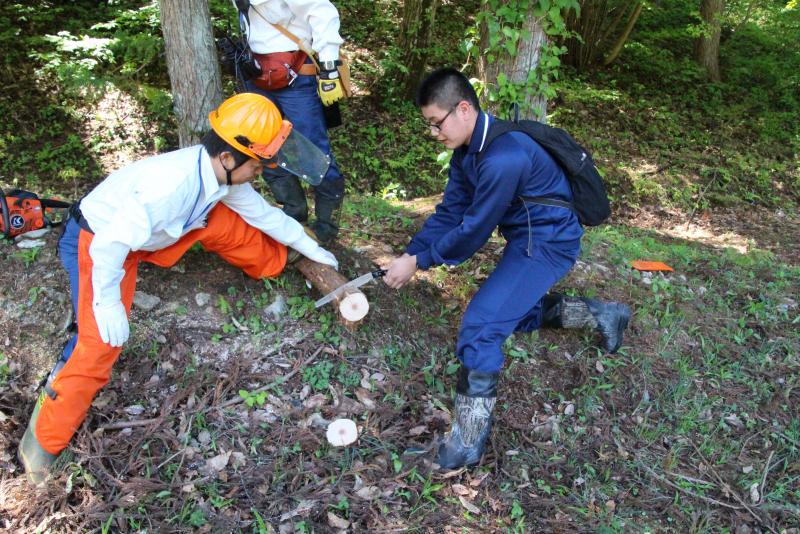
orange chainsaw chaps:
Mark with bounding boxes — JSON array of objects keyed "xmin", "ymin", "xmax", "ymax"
[
  {"xmin": 143, "ymin": 203, "xmax": 288, "ymax": 279},
  {"xmin": 35, "ymin": 229, "xmax": 132, "ymax": 454},
  {"xmin": 35, "ymin": 203, "xmax": 288, "ymax": 454}
]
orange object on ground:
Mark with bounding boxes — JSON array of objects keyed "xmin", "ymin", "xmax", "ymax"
[
  {"xmin": 631, "ymin": 260, "xmax": 674, "ymax": 272},
  {"xmin": 35, "ymin": 203, "xmax": 287, "ymax": 454}
]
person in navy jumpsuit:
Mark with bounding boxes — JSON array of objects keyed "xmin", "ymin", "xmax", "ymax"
[{"xmin": 383, "ymin": 68, "xmax": 631, "ymax": 469}]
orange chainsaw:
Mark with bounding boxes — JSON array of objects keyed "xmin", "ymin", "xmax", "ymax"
[{"xmin": 1, "ymin": 187, "xmax": 71, "ymax": 239}]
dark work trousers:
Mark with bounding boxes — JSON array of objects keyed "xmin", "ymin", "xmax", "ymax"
[
  {"xmin": 245, "ymin": 74, "xmax": 345, "ymax": 231},
  {"xmin": 456, "ymin": 238, "xmax": 581, "ymax": 373}
]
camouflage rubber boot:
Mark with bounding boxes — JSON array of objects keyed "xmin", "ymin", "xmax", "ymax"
[
  {"xmin": 437, "ymin": 367, "xmax": 498, "ymax": 470},
  {"xmin": 18, "ymin": 391, "xmax": 58, "ymax": 484},
  {"xmin": 583, "ymin": 298, "xmax": 631, "ymax": 354},
  {"xmin": 541, "ymin": 294, "xmax": 631, "ymax": 354}
]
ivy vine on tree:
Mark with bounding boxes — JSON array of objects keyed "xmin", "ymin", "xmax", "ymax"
[{"xmin": 467, "ymin": 0, "xmax": 579, "ymax": 120}]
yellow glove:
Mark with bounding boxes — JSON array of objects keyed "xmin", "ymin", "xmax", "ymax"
[{"xmin": 318, "ymin": 61, "xmax": 345, "ymax": 106}]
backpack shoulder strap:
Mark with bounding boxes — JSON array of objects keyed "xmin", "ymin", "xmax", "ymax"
[
  {"xmin": 480, "ymin": 119, "xmax": 578, "ymax": 213},
  {"xmin": 478, "ymin": 119, "xmax": 520, "ymax": 160},
  {"xmin": 479, "ymin": 118, "xmax": 553, "ymax": 158}
]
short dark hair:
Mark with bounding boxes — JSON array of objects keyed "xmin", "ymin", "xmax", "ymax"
[
  {"xmin": 201, "ymin": 129, "xmax": 252, "ymax": 167},
  {"xmin": 416, "ymin": 68, "xmax": 480, "ymax": 110}
]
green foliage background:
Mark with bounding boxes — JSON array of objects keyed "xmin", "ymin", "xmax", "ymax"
[{"xmin": 0, "ymin": 0, "xmax": 797, "ymax": 210}]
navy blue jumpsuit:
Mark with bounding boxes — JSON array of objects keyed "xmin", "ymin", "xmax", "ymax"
[{"xmin": 406, "ymin": 112, "xmax": 584, "ymax": 373}]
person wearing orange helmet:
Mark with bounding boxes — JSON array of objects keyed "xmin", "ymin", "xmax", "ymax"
[{"xmin": 18, "ymin": 93, "xmax": 337, "ymax": 483}]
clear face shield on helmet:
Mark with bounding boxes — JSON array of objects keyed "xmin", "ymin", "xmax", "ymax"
[
  {"xmin": 248, "ymin": 121, "xmax": 331, "ymax": 186},
  {"xmin": 271, "ymin": 130, "xmax": 331, "ymax": 186}
]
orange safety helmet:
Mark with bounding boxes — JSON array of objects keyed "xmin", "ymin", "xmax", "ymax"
[{"xmin": 208, "ymin": 93, "xmax": 292, "ymax": 160}]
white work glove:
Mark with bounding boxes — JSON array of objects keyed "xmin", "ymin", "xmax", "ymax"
[
  {"xmin": 306, "ymin": 246, "xmax": 338, "ymax": 269},
  {"xmin": 291, "ymin": 232, "xmax": 339, "ymax": 270},
  {"xmin": 89, "ymin": 237, "xmax": 131, "ymax": 347},
  {"xmin": 93, "ymin": 300, "xmax": 129, "ymax": 347}
]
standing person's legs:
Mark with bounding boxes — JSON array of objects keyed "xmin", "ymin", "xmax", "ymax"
[
  {"xmin": 18, "ymin": 218, "xmax": 82, "ymax": 483},
  {"xmin": 245, "ymin": 81, "xmax": 310, "ymax": 224},
  {"xmin": 439, "ymin": 241, "xmax": 579, "ymax": 469},
  {"xmin": 246, "ymin": 76, "xmax": 344, "ymax": 242}
]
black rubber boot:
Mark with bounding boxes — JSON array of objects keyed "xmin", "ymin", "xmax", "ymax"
[
  {"xmin": 310, "ymin": 177, "xmax": 344, "ymax": 244},
  {"xmin": 18, "ymin": 391, "xmax": 57, "ymax": 484},
  {"xmin": 541, "ymin": 294, "xmax": 631, "ymax": 353},
  {"xmin": 540, "ymin": 293, "xmax": 565, "ymax": 328},
  {"xmin": 437, "ymin": 366, "xmax": 498, "ymax": 470},
  {"xmin": 584, "ymin": 298, "xmax": 631, "ymax": 354},
  {"xmin": 264, "ymin": 173, "xmax": 308, "ymax": 223}
]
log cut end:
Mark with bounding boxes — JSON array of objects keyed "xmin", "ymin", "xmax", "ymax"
[{"xmin": 339, "ymin": 292, "xmax": 369, "ymax": 322}]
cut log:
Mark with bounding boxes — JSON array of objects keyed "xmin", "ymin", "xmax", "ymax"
[
  {"xmin": 339, "ymin": 291, "xmax": 369, "ymax": 322},
  {"xmin": 294, "ymin": 258, "xmax": 370, "ymax": 324}
]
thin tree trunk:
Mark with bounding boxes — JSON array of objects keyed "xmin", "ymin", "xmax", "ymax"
[
  {"xmin": 399, "ymin": 0, "xmax": 440, "ymax": 101},
  {"xmin": 565, "ymin": 0, "xmax": 611, "ymax": 70},
  {"xmin": 603, "ymin": 2, "xmax": 642, "ymax": 65},
  {"xmin": 695, "ymin": 0, "xmax": 725, "ymax": 82},
  {"xmin": 159, "ymin": 0, "xmax": 224, "ymax": 147},
  {"xmin": 479, "ymin": 9, "xmax": 548, "ymax": 122}
]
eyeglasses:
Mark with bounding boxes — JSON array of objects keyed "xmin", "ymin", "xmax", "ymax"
[{"xmin": 426, "ymin": 106, "xmax": 457, "ymax": 133}]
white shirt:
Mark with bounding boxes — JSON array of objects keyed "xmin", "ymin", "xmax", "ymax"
[
  {"xmin": 81, "ymin": 146, "xmax": 306, "ymax": 302},
  {"xmin": 244, "ymin": 0, "xmax": 343, "ymax": 62}
]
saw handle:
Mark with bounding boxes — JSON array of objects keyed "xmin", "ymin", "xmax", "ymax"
[{"xmin": 372, "ymin": 269, "xmax": 387, "ymax": 278}]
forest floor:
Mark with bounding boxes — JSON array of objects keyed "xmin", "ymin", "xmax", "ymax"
[
  {"xmin": 1, "ymin": 4, "xmax": 799, "ymax": 528},
  {"xmin": 1, "ymin": 190, "xmax": 798, "ymax": 533}
]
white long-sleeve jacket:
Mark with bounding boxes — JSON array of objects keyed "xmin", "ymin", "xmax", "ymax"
[
  {"xmin": 80, "ymin": 146, "xmax": 308, "ymax": 304},
  {"xmin": 244, "ymin": 0, "xmax": 343, "ymax": 62}
]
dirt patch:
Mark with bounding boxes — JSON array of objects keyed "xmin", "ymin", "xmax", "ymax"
[{"xmin": 617, "ymin": 204, "xmax": 799, "ymax": 265}]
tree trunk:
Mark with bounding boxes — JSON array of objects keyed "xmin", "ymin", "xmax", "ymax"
[
  {"xmin": 399, "ymin": 0, "xmax": 440, "ymax": 101},
  {"xmin": 294, "ymin": 258, "xmax": 370, "ymax": 325},
  {"xmin": 564, "ymin": 0, "xmax": 611, "ymax": 70},
  {"xmin": 695, "ymin": 0, "xmax": 725, "ymax": 82},
  {"xmin": 478, "ymin": 7, "xmax": 548, "ymax": 122},
  {"xmin": 603, "ymin": 2, "xmax": 642, "ymax": 66},
  {"xmin": 563, "ymin": 1, "xmax": 641, "ymax": 71},
  {"xmin": 159, "ymin": 0, "xmax": 224, "ymax": 147}
]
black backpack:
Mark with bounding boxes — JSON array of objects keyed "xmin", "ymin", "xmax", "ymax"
[{"xmin": 479, "ymin": 118, "xmax": 611, "ymax": 226}]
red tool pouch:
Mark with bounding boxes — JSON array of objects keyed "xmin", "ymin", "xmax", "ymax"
[{"xmin": 252, "ymin": 51, "xmax": 309, "ymax": 91}]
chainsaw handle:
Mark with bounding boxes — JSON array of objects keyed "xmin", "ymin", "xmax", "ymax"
[{"xmin": 0, "ymin": 187, "xmax": 10, "ymax": 240}]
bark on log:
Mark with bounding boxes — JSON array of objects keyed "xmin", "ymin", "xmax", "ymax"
[{"xmin": 294, "ymin": 258, "xmax": 370, "ymax": 324}]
